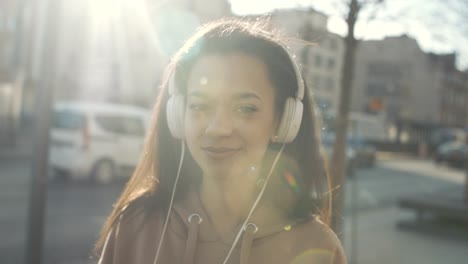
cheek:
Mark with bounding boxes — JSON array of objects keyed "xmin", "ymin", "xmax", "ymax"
[
  {"xmin": 184, "ymin": 116, "xmax": 201, "ymax": 148},
  {"xmin": 246, "ymin": 122, "xmax": 276, "ymax": 153},
  {"xmin": 184, "ymin": 113, "xmax": 202, "ymax": 136}
]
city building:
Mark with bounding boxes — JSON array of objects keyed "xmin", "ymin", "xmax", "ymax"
[
  {"xmin": 351, "ymin": 35, "xmax": 442, "ymax": 142},
  {"xmin": 0, "ymin": 0, "xmax": 23, "ymax": 142},
  {"xmin": 265, "ymin": 8, "xmax": 345, "ymax": 113},
  {"xmin": 11, "ymin": 0, "xmax": 233, "ymax": 119},
  {"xmin": 429, "ymin": 53, "xmax": 468, "ymax": 128}
]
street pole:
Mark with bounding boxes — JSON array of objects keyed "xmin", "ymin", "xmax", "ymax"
[
  {"xmin": 25, "ymin": 0, "xmax": 60, "ymax": 263},
  {"xmin": 350, "ymin": 174, "xmax": 359, "ymax": 264},
  {"xmin": 464, "ymin": 134, "xmax": 468, "ymax": 204},
  {"xmin": 465, "ymin": 141, "xmax": 467, "ymax": 204},
  {"xmin": 331, "ymin": 0, "xmax": 360, "ymax": 235}
]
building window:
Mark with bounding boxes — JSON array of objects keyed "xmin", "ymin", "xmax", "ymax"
[
  {"xmin": 458, "ymin": 94, "xmax": 464, "ymax": 106},
  {"xmin": 314, "ymin": 54, "xmax": 322, "ymax": 68},
  {"xmin": 329, "ymin": 38, "xmax": 337, "ymax": 50},
  {"xmin": 326, "ymin": 77, "xmax": 334, "ymax": 90},
  {"xmin": 327, "ymin": 58, "xmax": 335, "ymax": 70},
  {"xmin": 367, "ymin": 83, "xmax": 386, "ymax": 96},
  {"xmin": 367, "ymin": 81, "xmax": 399, "ymax": 97},
  {"xmin": 313, "ymin": 75, "xmax": 321, "ymax": 90}
]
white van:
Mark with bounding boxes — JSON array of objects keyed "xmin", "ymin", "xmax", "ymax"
[{"xmin": 48, "ymin": 101, "xmax": 151, "ymax": 183}]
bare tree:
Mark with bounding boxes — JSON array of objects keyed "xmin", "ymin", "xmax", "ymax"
[
  {"xmin": 329, "ymin": 0, "xmax": 358, "ymax": 235},
  {"xmin": 319, "ymin": 0, "xmax": 385, "ymax": 234},
  {"xmin": 465, "ymin": 146, "xmax": 468, "ymax": 204}
]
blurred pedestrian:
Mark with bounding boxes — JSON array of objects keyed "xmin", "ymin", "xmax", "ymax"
[{"xmin": 95, "ymin": 18, "xmax": 346, "ymax": 264}]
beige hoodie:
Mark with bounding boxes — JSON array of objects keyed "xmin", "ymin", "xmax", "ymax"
[{"xmin": 98, "ymin": 191, "xmax": 346, "ymax": 264}]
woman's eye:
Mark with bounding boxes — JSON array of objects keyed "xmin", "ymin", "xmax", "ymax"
[
  {"xmin": 237, "ymin": 105, "xmax": 258, "ymax": 114},
  {"xmin": 188, "ymin": 103, "xmax": 208, "ymax": 111}
]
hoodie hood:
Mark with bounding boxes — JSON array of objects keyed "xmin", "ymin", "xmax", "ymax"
[
  {"xmin": 171, "ymin": 189, "xmax": 306, "ymax": 243},
  {"xmin": 97, "ymin": 190, "xmax": 346, "ymax": 264},
  {"xmin": 169, "ymin": 189, "xmax": 312, "ymax": 264}
]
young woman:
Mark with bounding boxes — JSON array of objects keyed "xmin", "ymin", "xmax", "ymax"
[{"xmin": 95, "ymin": 19, "xmax": 346, "ymax": 264}]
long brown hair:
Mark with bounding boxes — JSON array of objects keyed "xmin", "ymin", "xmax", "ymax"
[{"xmin": 95, "ymin": 18, "xmax": 331, "ymax": 253}]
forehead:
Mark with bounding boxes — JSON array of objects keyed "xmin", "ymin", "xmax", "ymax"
[{"xmin": 186, "ymin": 53, "xmax": 276, "ymax": 98}]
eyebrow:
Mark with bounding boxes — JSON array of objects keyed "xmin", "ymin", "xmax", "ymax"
[
  {"xmin": 234, "ymin": 92, "xmax": 262, "ymax": 101},
  {"xmin": 187, "ymin": 91, "xmax": 262, "ymax": 101}
]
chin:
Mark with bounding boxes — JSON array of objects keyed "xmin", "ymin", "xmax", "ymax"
[{"xmin": 202, "ymin": 160, "xmax": 248, "ymax": 178}]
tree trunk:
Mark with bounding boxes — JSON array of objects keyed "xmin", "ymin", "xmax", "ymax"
[
  {"xmin": 330, "ymin": 0, "xmax": 360, "ymax": 235},
  {"xmin": 465, "ymin": 152, "xmax": 468, "ymax": 204}
]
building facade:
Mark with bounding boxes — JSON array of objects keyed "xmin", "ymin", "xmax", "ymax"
[
  {"xmin": 429, "ymin": 53, "xmax": 468, "ymax": 128},
  {"xmin": 352, "ymin": 35, "xmax": 468, "ymax": 143},
  {"xmin": 15, "ymin": 0, "xmax": 232, "ymax": 112},
  {"xmin": 59, "ymin": 0, "xmax": 232, "ymax": 106},
  {"xmin": 351, "ymin": 35, "xmax": 443, "ymax": 142},
  {"xmin": 0, "ymin": 0, "xmax": 23, "ymax": 142},
  {"xmin": 265, "ymin": 9, "xmax": 344, "ymax": 114}
]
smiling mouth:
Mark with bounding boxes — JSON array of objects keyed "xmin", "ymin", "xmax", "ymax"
[{"xmin": 202, "ymin": 147, "xmax": 240, "ymax": 159}]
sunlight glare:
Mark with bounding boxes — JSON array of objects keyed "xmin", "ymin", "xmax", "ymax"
[
  {"xmin": 90, "ymin": 0, "xmax": 116, "ymax": 24},
  {"xmin": 153, "ymin": 7, "xmax": 200, "ymax": 57}
]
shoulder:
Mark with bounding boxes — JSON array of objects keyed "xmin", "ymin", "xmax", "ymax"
[
  {"xmin": 114, "ymin": 195, "xmax": 164, "ymax": 235},
  {"xmin": 98, "ymin": 196, "xmax": 165, "ymax": 263},
  {"xmin": 290, "ymin": 216, "xmax": 347, "ymax": 264},
  {"xmin": 302, "ymin": 216, "xmax": 342, "ymax": 246}
]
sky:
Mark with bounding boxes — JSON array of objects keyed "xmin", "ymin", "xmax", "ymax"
[{"xmin": 229, "ymin": 0, "xmax": 468, "ymax": 70}]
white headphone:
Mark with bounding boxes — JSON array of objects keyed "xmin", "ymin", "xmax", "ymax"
[{"xmin": 166, "ymin": 45, "xmax": 305, "ymax": 143}]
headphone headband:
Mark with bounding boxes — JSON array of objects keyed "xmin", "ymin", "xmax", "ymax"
[
  {"xmin": 281, "ymin": 45, "xmax": 304, "ymax": 100},
  {"xmin": 168, "ymin": 71, "xmax": 177, "ymax": 96},
  {"xmin": 169, "ymin": 45, "xmax": 305, "ymax": 100}
]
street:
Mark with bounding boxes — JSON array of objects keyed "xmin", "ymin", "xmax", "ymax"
[
  {"xmin": 0, "ymin": 158, "xmax": 123, "ymax": 264},
  {"xmin": 342, "ymin": 158, "xmax": 467, "ymax": 264},
  {"xmin": 0, "ymin": 156, "xmax": 467, "ymax": 264}
]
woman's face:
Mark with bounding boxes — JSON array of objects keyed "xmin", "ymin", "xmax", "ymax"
[{"xmin": 184, "ymin": 52, "xmax": 278, "ymax": 178}]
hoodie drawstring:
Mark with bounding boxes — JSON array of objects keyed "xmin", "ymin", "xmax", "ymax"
[
  {"xmin": 240, "ymin": 223, "xmax": 258, "ymax": 264},
  {"xmin": 183, "ymin": 214, "xmax": 203, "ymax": 264},
  {"xmin": 183, "ymin": 215, "xmax": 257, "ymax": 264}
]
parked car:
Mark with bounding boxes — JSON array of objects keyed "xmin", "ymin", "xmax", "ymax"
[
  {"xmin": 429, "ymin": 127, "xmax": 466, "ymax": 156},
  {"xmin": 49, "ymin": 101, "xmax": 151, "ymax": 183},
  {"xmin": 433, "ymin": 141, "xmax": 468, "ymax": 169},
  {"xmin": 347, "ymin": 137, "xmax": 376, "ymax": 168}
]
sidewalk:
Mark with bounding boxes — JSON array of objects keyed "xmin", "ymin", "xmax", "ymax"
[
  {"xmin": 343, "ymin": 206, "xmax": 468, "ymax": 264},
  {"xmin": 343, "ymin": 157, "xmax": 468, "ymax": 264},
  {"xmin": 378, "ymin": 156, "xmax": 465, "ymax": 184},
  {"xmin": 376, "ymin": 151, "xmax": 420, "ymax": 161}
]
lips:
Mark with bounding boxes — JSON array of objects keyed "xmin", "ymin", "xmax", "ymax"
[{"xmin": 201, "ymin": 146, "xmax": 240, "ymax": 159}]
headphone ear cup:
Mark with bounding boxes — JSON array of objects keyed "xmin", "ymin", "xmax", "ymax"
[
  {"xmin": 166, "ymin": 95, "xmax": 185, "ymax": 139},
  {"xmin": 275, "ymin": 97, "xmax": 304, "ymax": 143}
]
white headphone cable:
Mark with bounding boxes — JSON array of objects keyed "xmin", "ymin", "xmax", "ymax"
[
  {"xmin": 153, "ymin": 141, "xmax": 186, "ymax": 264},
  {"xmin": 222, "ymin": 143, "xmax": 286, "ymax": 264}
]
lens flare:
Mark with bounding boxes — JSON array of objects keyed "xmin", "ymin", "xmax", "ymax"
[
  {"xmin": 290, "ymin": 249, "xmax": 333, "ymax": 264},
  {"xmin": 153, "ymin": 7, "xmax": 200, "ymax": 58}
]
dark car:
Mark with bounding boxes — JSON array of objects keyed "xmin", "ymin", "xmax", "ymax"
[
  {"xmin": 434, "ymin": 141, "xmax": 468, "ymax": 169},
  {"xmin": 429, "ymin": 128, "xmax": 466, "ymax": 156},
  {"xmin": 347, "ymin": 137, "xmax": 377, "ymax": 168},
  {"xmin": 321, "ymin": 132, "xmax": 356, "ymax": 177}
]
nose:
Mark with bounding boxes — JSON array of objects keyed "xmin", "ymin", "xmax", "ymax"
[{"xmin": 204, "ymin": 108, "xmax": 232, "ymax": 137}]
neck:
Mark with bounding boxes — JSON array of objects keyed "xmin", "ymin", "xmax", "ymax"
[{"xmin": 199, "ymin": 170, "xmax": 258, "ymax": 235}]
